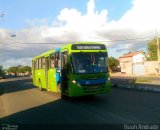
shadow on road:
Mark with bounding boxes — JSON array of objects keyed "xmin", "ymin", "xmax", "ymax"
[
  {"xmin": 1, "ymin": 77, "xmax": 160, "ymax": 129},
  {"xmin": 0, "ymin": 87, "xmax": 160, "ymax": 129},
  {"xmin": 0, "ymin": 78, "xmax": 35, "ymax": 95},
  {"xmin": 0, "ymin": 94, "xmax": 109, "ymax": 124}
]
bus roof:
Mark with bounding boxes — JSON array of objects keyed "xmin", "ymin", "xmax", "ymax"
[
  {"xmin": 32, "ymin": 47, "xmax": 62, "ymax": 61},
  {"xmin": 32, "ymin": 42, "xmax": 107, "ymax": 60},
  {"xmin": 32, "ymin": 50, "xmax": 54, "ymax": 60}
]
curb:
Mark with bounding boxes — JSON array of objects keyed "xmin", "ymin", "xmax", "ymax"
[{"xmin": 112, "ymin": 84, "xmax": 160, "ymax": 93}]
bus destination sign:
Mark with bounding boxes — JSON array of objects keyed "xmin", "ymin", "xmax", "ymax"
[{"xmin": 72, "ymin": 44, "xmax": 106, "ymax": 50}]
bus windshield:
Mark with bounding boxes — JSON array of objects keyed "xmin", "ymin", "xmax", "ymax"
[{"xmin": 72, "ymin": 52, "xmax": 108, "ymax": 74}]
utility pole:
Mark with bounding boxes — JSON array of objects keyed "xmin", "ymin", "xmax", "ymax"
[{"xmin": 157, "ymin": 29, "xmax": 160, "ymax": 75}]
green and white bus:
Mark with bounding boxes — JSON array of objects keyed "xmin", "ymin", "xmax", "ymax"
[{"xmin": 32, "ymin": 42, "xmax": 111, "ymax": 97}]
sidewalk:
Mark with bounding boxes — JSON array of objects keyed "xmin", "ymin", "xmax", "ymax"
[
  {"xmin": 110, "ymin": 72, "xmax": 160, "ymax": 93},
  {"xmin": 111, "ymin": 72, "xmax": 160, "ymax": 84},
  {"xmin": 111, "ymin": 72, "xmax": 160, "ymax": 78}
]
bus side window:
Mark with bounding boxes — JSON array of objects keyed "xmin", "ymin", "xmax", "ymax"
[
  {"xmin": 55, "ymin": 52, "xmax": 60, "ymax": 68},
  {"xmin": 34, "ymin": 61, "xmax": 36, "ymax": 69},
  {"xmin": 35, "ymin": 60, "xmax": 36, "ymax": 69},
  {"xmin": 50, "ymin": 54, "xmax": 55, "ymax": 69},
  {"xmin": 39, "ymin": 58, "xmax": 42, "ymax": 69},
  {"xmin": 36, "ymin": 59, "xmax": 39, "ymax": 69},
  {"xmin": 42, "ymin": 58, "xmax": 45, "ymax": 69},
  {"xmin": 32, "ymin": 60, "xmax": 34, "ymax": 69}
]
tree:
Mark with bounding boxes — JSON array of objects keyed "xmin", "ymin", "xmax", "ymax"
[
  {"xmin": 147, "ymin": 38, "xmax": 160, "ymax": 61},
  {"xmin": 107, "ymin": 57, "xmax": 120, "ymax": 72},
  {"xmin": 0, "ymin": 66, "xmax": 4, "ymax": 75},
  {"xmin": 18, "ymin": 67, "xmax": 25, "ymax": 73},
  {"xmin": 7, "ymin": 65, "xmax": 31, "ymax": 73},
  {"xmin": 23, "ymin": 66, "xmax": 31, "ymax": 73},
  {"xmin": 7, "ymin": 66, "xmax": 19, "ymax": 73}
]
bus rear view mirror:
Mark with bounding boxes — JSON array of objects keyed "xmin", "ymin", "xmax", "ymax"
[{"xmin": 56, "ymin": 68, "xmax": 60, "ymax": 73}]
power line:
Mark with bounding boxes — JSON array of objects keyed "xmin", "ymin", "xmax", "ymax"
[
  {"xmin": 20, "ymin": 36, "xmax": 153, "ymax": 44},
  {"xmin": 0, "ymin": 36, "xmax": 153, "ymax": 45},
  {"xmin": 0, "ymin": 36, "xmax": 154, "ymax": 63},
  {"xmin": 97, "ymin": 36, "xmax": 152, "ymax": 42}
]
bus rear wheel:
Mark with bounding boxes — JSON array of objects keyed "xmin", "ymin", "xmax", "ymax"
[
  {"xmin": 60, "ymin": 85, "xmax": 68, "ymax": 99},
  {"xmin": 38, "ymin": 80, "xmax": 43, "ymax": 91},
  {"xmin": 61, "ymin": 94, "xmax": 68, "ymax": 99}
]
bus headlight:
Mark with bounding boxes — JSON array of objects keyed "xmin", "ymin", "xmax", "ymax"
[
  {"xmin": 72, "ymin": 80, "xmax": 76, "ymax": 84},
  {"xmin": 72, "ymin": 80, "xmax": 81, "ymax": 87}
]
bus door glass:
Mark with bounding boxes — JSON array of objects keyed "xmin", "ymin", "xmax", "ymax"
[
  {"xmin": 55, "ymin": 51, "xmax": 60, "ymax": 84},
  {"xmin": 61, "ymin": 51, "xmax": 69, "ymax": 90}
]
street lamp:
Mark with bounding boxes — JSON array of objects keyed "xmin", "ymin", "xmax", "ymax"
[
  {"xmin": 0, "ymin": 12, "xmax": 4, "ymax": 17},
  {"xmin": 10, "ymin": 34, "xmax": 16, "ymax": 37},
  {"xmin": 0, "ymin": 34, "xmax": 16, "ymax": 64}
]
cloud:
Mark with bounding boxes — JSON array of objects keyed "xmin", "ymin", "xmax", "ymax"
[
  {"xmin": 1, "ymin": 0, "xmax": 160, "ymax": 68},
  {"xmin": 25, "ymin": 18, "xmax": 49, "ymax": 27},
  {"xmin": 1, "ymin": 57, "xmax": 32, "ymax": 69},
  {"xmin": 120, "ymin": 0, "xmax": 160, "ymax": 31},
  {"xmin": 99, "ymin": 0, "xmax": 160, "ymax": 38}
]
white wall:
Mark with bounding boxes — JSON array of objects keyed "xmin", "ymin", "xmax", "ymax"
[
  {"xmin": 144, "ymin": 61, "xmax": 159, "ymax": 75},
  {"xmin": 132, "ymin": 53, "xmax": 145, "ymax": 63}
]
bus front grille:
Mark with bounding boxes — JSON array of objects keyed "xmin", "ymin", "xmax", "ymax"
[{"xmin": 83, "ymin": 85, "xmax": 105, "ymax": 93}]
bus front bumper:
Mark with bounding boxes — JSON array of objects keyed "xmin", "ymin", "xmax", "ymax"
[{"xmin": 68, "ymin": 81, "xmax": 111, "ymax": 97}]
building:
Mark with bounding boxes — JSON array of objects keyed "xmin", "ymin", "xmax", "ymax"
[{"xmin": 119, "ymin": 51, "xmax": 145, "ymax": 75}]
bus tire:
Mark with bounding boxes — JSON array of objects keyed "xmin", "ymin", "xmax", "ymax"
[
  {"xmin": 38, "ymin": 79, "xmax": 43, "ymax": 91},
  {"xmin": 57, "ymin": 83, "xmax": 61, "ymax": 93},
  {"xmin": 61, "ymin": 94, "xmax": 68, "ymax": 99}
]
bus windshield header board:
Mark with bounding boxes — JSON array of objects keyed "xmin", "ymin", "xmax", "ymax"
[{"xmin": 71, "ymin": 44, "xmax": 106, "ymax": 50}]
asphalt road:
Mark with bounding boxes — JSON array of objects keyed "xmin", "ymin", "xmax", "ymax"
[{"xmin": 0, "ymin": 77, "xmax": 160, "ymax": 128}]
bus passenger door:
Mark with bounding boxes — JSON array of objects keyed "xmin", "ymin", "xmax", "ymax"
[
  {"xmin": 45, "ymin": 57, "xmax": 49, "ymax": 90},
  {"xmin": 55, "ymin": 51, "xmax": 60, "ymax": 84},
  {"xmin": 61, "ymin": 51, "xmax": 69, "ymax": 93}
]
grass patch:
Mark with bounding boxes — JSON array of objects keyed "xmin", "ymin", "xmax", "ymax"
[
  {"xmin": 129, "ymin": 79, "xmax": 136, "ymax": 84},
  {"xmin": 135, "ymin": 77, "xmax": 150, "ymax": 83}
]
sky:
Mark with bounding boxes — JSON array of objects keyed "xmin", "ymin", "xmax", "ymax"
[{"xmin": 0, "ymin": 0, "xmax": 160, "ymax": 68}]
